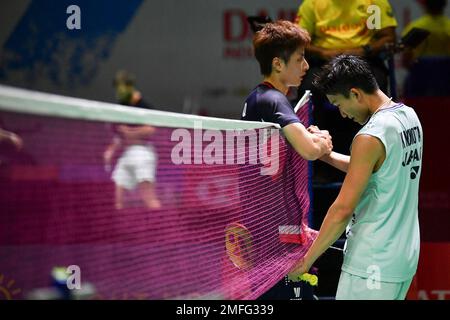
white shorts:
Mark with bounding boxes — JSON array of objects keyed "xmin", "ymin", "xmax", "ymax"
[
  {"xmin": 112, "ymin": 145, "xmax": 157, "ymax": 190},
  {"xmin": 335, "ymin": 271, "xmax": 413, "ymax": 300}
]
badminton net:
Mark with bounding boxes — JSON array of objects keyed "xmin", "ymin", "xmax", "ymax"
[{"xmin": 0, "ymin": 85, "xmax": 315, "ymax": 300}]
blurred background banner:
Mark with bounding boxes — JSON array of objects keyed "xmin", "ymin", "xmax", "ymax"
[
  {"xmin": 0, "ymin": 0, "xmax": 143, "ymax": 92},
  {"xmin": 1, "ymin": 1, "xmax": 448, "ymax": 119}
]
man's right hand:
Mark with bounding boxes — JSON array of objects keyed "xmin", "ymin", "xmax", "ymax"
[
  {"xmin": 308, "ymin": 125, "xmax": 330, "ymax": 138},
  {"xmin": 308, "ymin": 125, "xmax": 333, "ymax": 156},
  {"xmin": 307, "ymin": 126, "xmax": 333, "ymax": 157},
  {"xmin": 321, "ymin": 135, "xmax": 333, "ymax": 156}
]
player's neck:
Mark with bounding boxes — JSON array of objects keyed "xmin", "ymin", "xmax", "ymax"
[
  {"xmin": 368, "ymin": 90, "xmax": 394, "ymax": 115},
  {"xmin": 262, "ymin": 76, "xmax": 288, "ymax": 95}
]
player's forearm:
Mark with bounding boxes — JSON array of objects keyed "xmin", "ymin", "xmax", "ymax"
[
  {"xmin": 312, "ymin": 135, "xmax": 332, "ymax": 160},
  {"xmin": 320, "ymin": 151, "xmax": 350, "ymax": 173},
  {"xmin": 284, "ymin": 126, "xmax": 318, "ymax": 160},
  {"xmin": 291, "ymin": 141, "xmax": 318, "ymax": 161},
  {"xmin": 304, "ymin": 203, "xmax": 352, "ymax": 266},
  {"xmin": 299, "ymin": 134, "xmax": 328, "ymax": 160},
  {"xmin": 283, "ymin": 123, "xmax": 332, "ymax": 160}
]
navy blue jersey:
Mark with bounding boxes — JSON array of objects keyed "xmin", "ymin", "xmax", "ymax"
[{"xmin": 241, "ymin": 83, "xmax": 301, "ymax": 128}]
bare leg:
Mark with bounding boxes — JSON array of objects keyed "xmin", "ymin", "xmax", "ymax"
[
  {"xmin": 115, "ymin": 185, "xmax": 126, "ymax": 210},
  {"xmin": 138, "ymin": 181, "xmax": 161, "ymax": 209}
]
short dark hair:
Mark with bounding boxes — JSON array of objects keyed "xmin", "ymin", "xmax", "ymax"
[
  {"xmin": 424, "ymin": 0, "xmax": 447, "ymax": 14},
  {"xmin": 253, "ymin": 20, "xmax": 310, "ymax": 76},
  {"xmin": 313, "ymin": 55, "xmax": 379, "ymax": 98}
]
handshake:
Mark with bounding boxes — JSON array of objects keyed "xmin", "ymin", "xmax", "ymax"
[{"xmin": 308, "ymin": 125, "xmax": 333, "ymax": 159}]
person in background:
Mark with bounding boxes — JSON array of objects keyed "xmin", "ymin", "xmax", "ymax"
[
  {"xmin": 402, "ymin": 0, "xmax": 450, "ymax": 96},
  {"xmin": 104, "ymin": 70, "xmax": 161, "ymax": 210},
  {"xmin": 402, "ymin": 0, "xmax": 450, "ymax": 67},
  {"xmin": 113, "ymin": 70, "xmax": 154, "ymax": 109}
]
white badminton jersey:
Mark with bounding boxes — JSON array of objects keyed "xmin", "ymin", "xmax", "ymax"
[{"xmin": 342, "ymin": 103, "xmax": 423, "ymax": 282}]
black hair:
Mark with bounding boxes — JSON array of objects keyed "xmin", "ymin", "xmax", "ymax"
[
  {"xmin": 424, "ymin": 0, "xmax": 447, "ymax": 14},
  {"xmin": 313, "ymin": 55, "xmax": 379, "ymax": 98}
]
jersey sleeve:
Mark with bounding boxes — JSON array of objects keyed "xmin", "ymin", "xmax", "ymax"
[{"xmin": 263, "ymin": 93, "xmax": 301, "ymax": 128}]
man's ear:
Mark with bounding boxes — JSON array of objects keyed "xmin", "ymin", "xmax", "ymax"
[
  {"xmin": 272, "ymin": 57, "xmax": 283, "ymax": 73},
  {"xmin": 350, "ymin": 88, "xmax": 361, "ymax": 101}
]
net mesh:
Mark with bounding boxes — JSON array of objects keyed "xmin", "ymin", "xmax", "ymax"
[{"xmin": 0, "ymin": 85, "xmax": 316, "ymax": 300}]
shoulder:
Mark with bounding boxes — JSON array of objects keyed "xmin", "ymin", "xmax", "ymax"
[
  {"xmin": 358, "ymin": 104, "xmax": 409, "ymax": 142},
  {"xmin": 252, "ymin": 86, "xmax": 289, "ymax": 108},
  {"xmin": 369, "ymin": 104, "xmax": 406, "ymax": 124},
  {"xmin": 351, "ymin": 134, "xmax": 385, "ymax": 169},
  {"xmin": 352, "ymin": 133, "xmax": 384, "ymax": 151},
  {"xmin": 265, "ymin": 90, "xmax": 290, "ymax": 107},
  {"xmin": 258, "ymin": 88, "xmax": 295, "ymax": 118},
  {"xmin": 246, "ymin": 86, "xmax": 299, "ymax": 127},
  {"xmin": 407, "ymin": 16, "xmax": 430, "ymax": 29},
  {"xmin": 258, "ymin": 86, "xmax": 286, "ymax": 100},
  {"xmin": 364, "ymin": 110, "xmax": 393, "ymax": 136}
]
